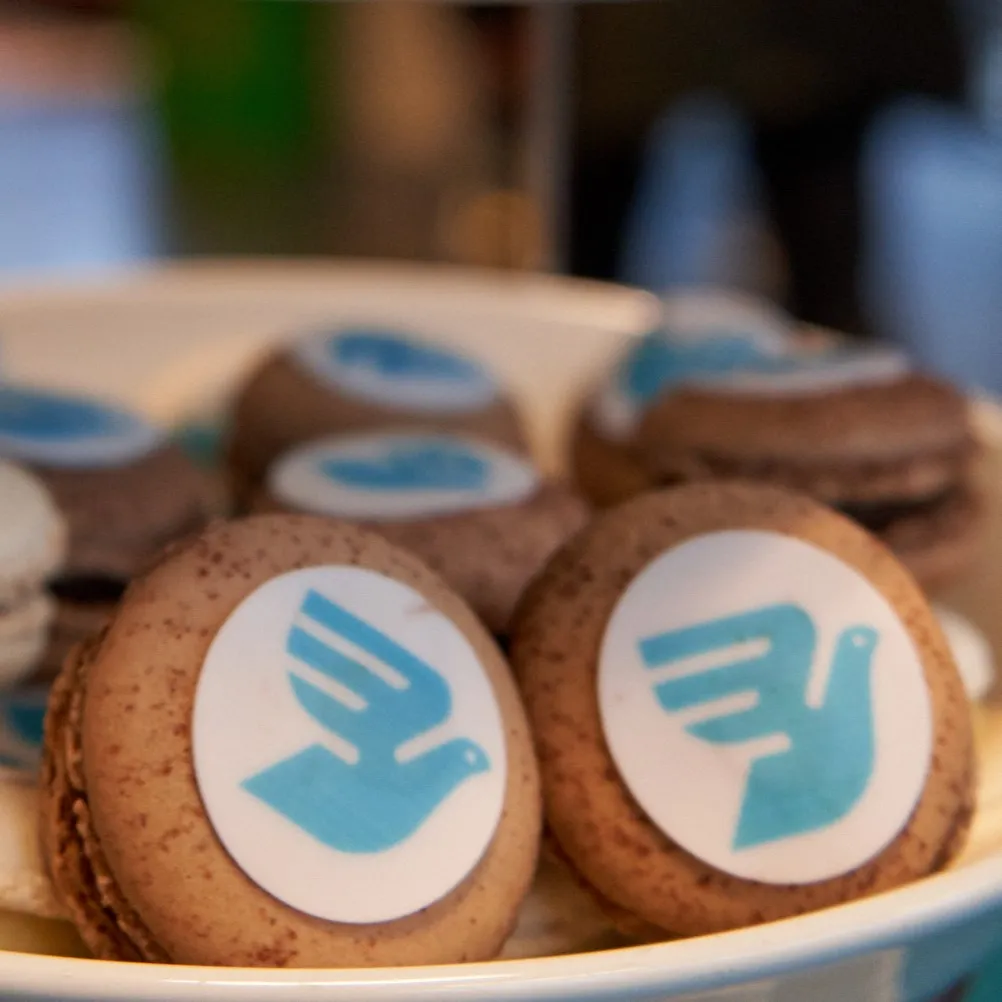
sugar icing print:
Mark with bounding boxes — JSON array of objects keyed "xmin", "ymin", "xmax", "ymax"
[
  {"xmin": 599, "ymin": 530, "xmax": 932, "ymax": 884},
  {"xmin": 193, "ymin": 566, "xmax": 507, "ymax": 923},
  {"xmin": 321, "ymin": 440, "xmax": 489, "ymax": 492},
  {"xmin": 0, "ymin": 688, "xmax": 48, "ymax": 774},
  {"xmin": 270, "ymin": 432, "xmax": 539, "ymax": 521},
  {"xmin": 0, "ymin": 385, "xmax": 163, "ymax": 467},
  {"xmin": 695, "ymin": 341, "xmax": 911, "ymax": 396},
  {"xmin": 292, "ymin": 327, "xmax": 499, "ymax": 412},
  {"xmin": 593, "ymin": 327, "xmax": 788, "ymax": 439},
  {"xmin": 243, "ymin": 588, "xmax": 492, "ymax": 854},
  {"xmin": 641, "ymin": 603, "xmax": 877, "ymax": 850}
]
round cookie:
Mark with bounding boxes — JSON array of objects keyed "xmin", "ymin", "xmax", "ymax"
[
  {"xmin": 570, "ymin": 289, "xmax": 794, "ymax": 508},
  {"xmin": 41, "ymin": 514, "xmax": 541, "ymax": 966},
  {"xmin": 0, "ymin": 460, "xmax": 66, "ymax": 686},
  {"xmin": 633, "ymin": 339, "xmax": 980, "ymax": 591},
  {"xmin": 0, "ymin": 385, "xmax": 209, "ymax": 676},
  {"xmin": 227, "ymin": 326, "xmax": 528, "ymax": 505},
  {"xmin": 258, "ymin": 431, "xmax": 590, "ymax": 636},
  {"xmin": 510, "ymin": 482, "xmax": 974, "ymax": 939}
]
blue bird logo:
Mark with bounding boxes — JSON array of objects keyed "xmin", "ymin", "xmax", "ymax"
[
  {"xmin": 0, "ymin": 386, "xmax": 132, "ymax": 442},
  {"xmin": 242, "ymin": 589, "xmax": 491, "ymax": 854},
  {"xmin": 320, "ymin": 439, "xmax": 490, "ymax": 492},
  {"xmin": 621, "ymin": 330, "xmax": 777, "ymax": 403},
  {"xmin": 331, "ymin": 331, "xmax": 485, "ymax": 383},
  {"xmin": 639, "ymin": 602, "xmax": 877, "ymax": 850}
]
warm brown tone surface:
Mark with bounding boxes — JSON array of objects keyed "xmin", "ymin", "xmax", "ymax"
[
  {"xmin": 41, "ymin": 515, "xmax": 541, "ymax": 966},
  {"xmin": 510, "ymin": 483, "xmax": 976, "ymax": 938},
  {"xmin": 33, "ymin": 444, "xmax": 209, "ymax": 581},
  {"xmin": 258, "ymin": 479, "xmax": 590, "ymax": 636},
  {"xmin": 227, "ymin": 350, "xmax": 528, "ymax": 505}
]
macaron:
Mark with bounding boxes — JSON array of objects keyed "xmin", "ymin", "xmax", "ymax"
[
  {"xmin": 227, "ymin": 325, "xmax": 528, "ymax": 505},
  {"xmin": 632, "ymin": 336, "xmax": 981, "ymax": 592},
  {"xmin": 0, "ymin": 385, "xmax": 209, "ymax": 676},
  {"xmin": 0, "ymin": 460, "xmax": 66, "ymax": 687},
  {"xmin": 510, "ymin": 482, "xmax": 974, "ymax": 939},
  {"xmin": 258, "ymin": 430, "xmax": 590, "ymax": 636},
  {"xmin": 41, "ymin": 514, "xmax": 541, "ymax": 966},
  {"xmin": 570, "ymin": 289, "xmax": 795, "ymax": 507}
]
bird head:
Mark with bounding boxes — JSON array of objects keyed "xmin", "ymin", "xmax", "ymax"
[
  {"xmin": 837, "ymin": 625, "xmax": 879, "ymax": 660},
  {"xmin": 445, "ymin": 737, "xmax": 491, "ymax": 779}
]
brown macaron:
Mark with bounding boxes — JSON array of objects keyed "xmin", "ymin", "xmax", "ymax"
[
  {"xmin": 633, "ymin": 348, "xmax": 981, "ymax": 592},
  {"xmin": 227, "ymin": 326, "xmax": 527, "ymax": 505},
  {"xmin": 510, "ymin": 482, "xmax": 975, "ymax": 939},
  {"xmin": 257, "ymin": 430, "xmax": 589, "ymax": 636},
  {"xmin": 42, "ymin": 514, "xmax": 541, "ymax": 967},
  {"xmin": 570, "ymin": 289, "xmax": 795, "ymax": 508},
  {"xmin": 0, "ymin": 384, "xmax": 209, "ymax": 678}
]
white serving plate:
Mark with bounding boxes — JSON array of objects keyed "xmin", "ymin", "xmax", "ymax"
[{"xmin": 0, "ymin": 260, "xmax": 1000, "ymax": 1002}]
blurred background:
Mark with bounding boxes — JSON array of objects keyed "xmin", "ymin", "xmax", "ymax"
[{"xmin": 1, "ymin": 0, "xmax": 1001, "ymax": 388}]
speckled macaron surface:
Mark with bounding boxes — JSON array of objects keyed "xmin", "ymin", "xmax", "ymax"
[
  {"xmin": 511, "ymin": 482, "xmax": 975, "ymax": 939},
  {"xmin": 227, "ymin": 326, "xmax": 528, "ymax": 502},
  {"xmin": 41, "ymin": 514, "xmax": 540, "ymax": 967},
  {"xmin": 260, "ymin": 431, "xmax": 590, "ymax": 635}
]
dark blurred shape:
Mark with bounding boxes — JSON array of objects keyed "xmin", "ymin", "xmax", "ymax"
[
  {"xmin": 136, "ymin": 0, "xmax": 336, "ymax": 257},
  {"xmin": 571, "ymin": 0, "xmax": 965, "ymax": 333}
]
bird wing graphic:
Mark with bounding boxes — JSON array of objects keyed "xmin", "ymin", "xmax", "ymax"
[
  {"xmin": 333, "ymin": 332, "xmax": 480, "ymax": 380},
  {"xmin": 320, "ymin": 439, "xmax": 489, "ymax": 492},
  {"xmin": 640, "ymin": 602, "xmax": 816, "ymax": 745},
  {"xmin": 286, "ymin": 589, "xmax": 452, "ymax": 761},
  {"xmin": 642, "ymin": 602, "xmax": 879, "ymax": 849}
]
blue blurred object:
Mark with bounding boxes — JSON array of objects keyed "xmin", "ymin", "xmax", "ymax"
[
  {"xmin": 0, "ymin": 97, "xmax": 162, "ymax": 280},
  {"xmin": 619, "ymin": 92, "xmax": 764, "ymax": 293},
  {"xmin": 862, "ymin": 98, "xmax": 1002, "ymax": 393}
]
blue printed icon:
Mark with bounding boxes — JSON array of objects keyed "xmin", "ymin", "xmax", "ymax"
[
  {"xmin": 320, "ymin": 438, "xmax": 490, "ymax": 492},
  {"xmin": 640, "ymin": 603, "xmax": 877, "ymax": 850},
  {"xmin": 243, "ymin": 589, "xmax": 491, "ymax": 854},
  {"xmin": 621, "ymin": 330, "xmax": 773, "ymax": 404},
  {"xmin": 332, "ymin": 331, "xmax": 486, "ymax": 384},
  {"xmin": 0, "ymin": 386, "xmax": 133, "ymax": 442}
]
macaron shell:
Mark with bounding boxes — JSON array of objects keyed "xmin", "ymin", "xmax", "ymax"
[
  {"xmin": 227, "ymin": 351, "xmax": 528, "ymax": 505},
  {"xmin": 569, "ymin": 412, "xmax": 653, "ymax": 509},
  {"xmin": 635, "ymin": 375, "xmax": 975, "ymax": 504},
  {"xmin": 34, "ymin": 443, "xmax": 209, "ymax": 580},
  {"xmin": 510, "ymin": 483, "xmax": 975, "ymax": 937},
  {"xmin": 874, "ymin": 486, "xmax": 984, "ymax": 593},
  {"xmin": 258, "ymin": 481, "xmax": 590, "ymax": 636},
  {"xmin": 46, "ymin": 515, "xmax": 541, "ymax": 966}
]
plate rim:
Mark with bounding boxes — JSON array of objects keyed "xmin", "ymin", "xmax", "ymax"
[{"xmin": 0, "ymin": 262, "xmax": 998, "ymax": 998}]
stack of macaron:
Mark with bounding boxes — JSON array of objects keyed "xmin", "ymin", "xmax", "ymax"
[
  {"xmin": 0, "ymin": 384, "xmax": 210, "ymax": 678},
  {"xmin": 572, "ymin": 290, "xmax": 982, "ymax": 594},
  {"xmin": 0, "ymin": 461, "xmax": 65, "ymax": 688}
]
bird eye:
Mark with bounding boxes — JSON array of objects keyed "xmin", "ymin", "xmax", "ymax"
[{"xmin": 465, "ymin": 748, "xmax": 479, "ymax": 765}]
